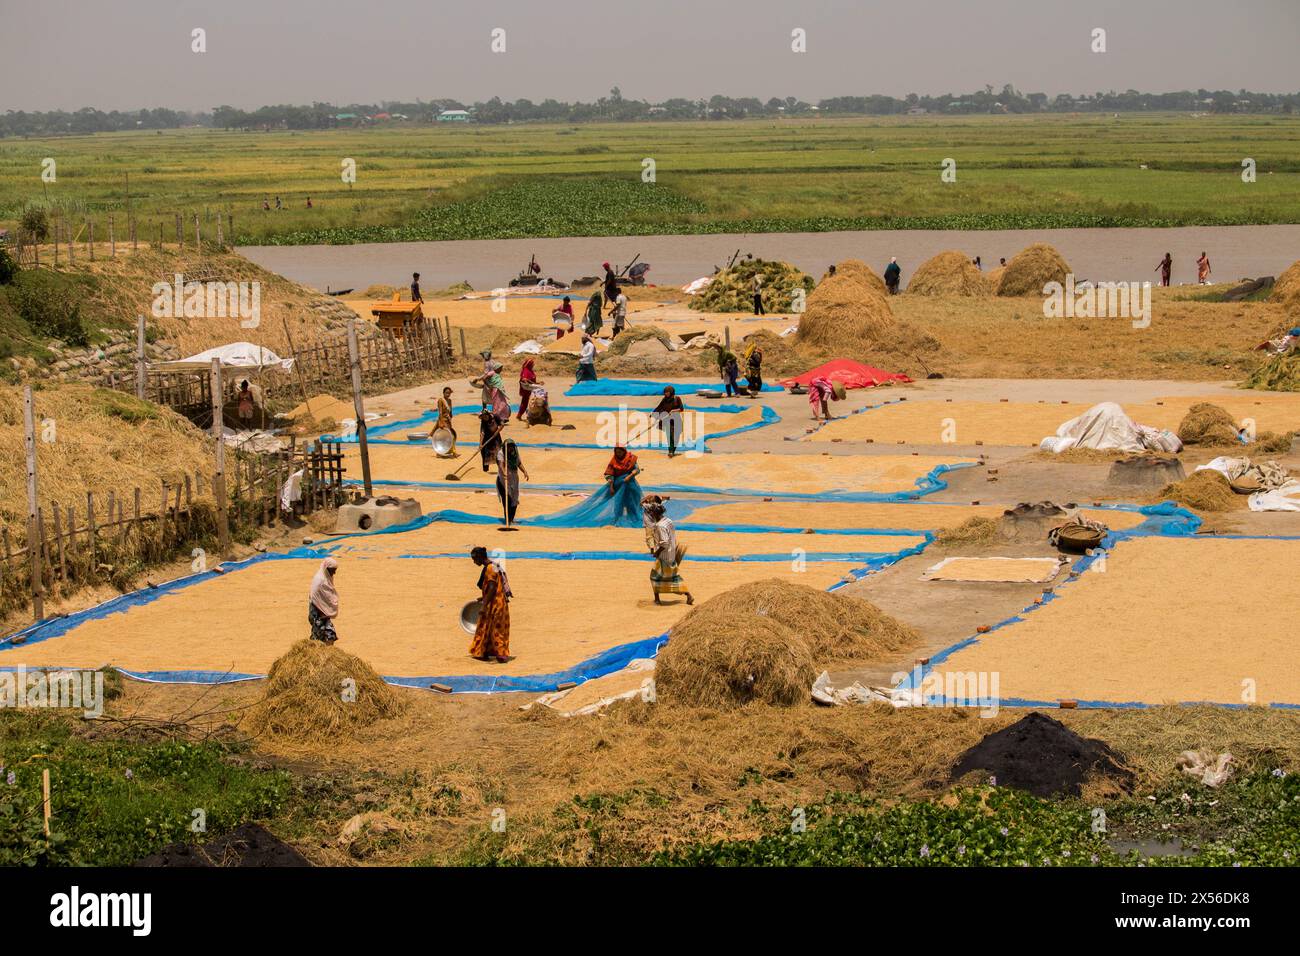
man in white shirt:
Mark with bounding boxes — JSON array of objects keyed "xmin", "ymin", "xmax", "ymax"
[
  {"xmin": 608, "ymin": 290, "xmax": 628, "ymax": 337},
  {"xmin": 577, "ymin": 333, "xmax": 597, "ymax": 381}
]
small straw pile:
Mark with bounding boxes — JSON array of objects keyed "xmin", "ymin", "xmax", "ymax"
[
  {"xmin": 656, "ymin": 579, "xmax": 918, "ymax": 707},
  {"xmin": 907, "ymin": 251, "xmax": 994, "ymax": 296},
  {"xmin": 1177, "ymin": 403, "xmax": 1239, "ymax": 445},
  {"xmin": 996, "ymin": 243, "xmax": 1072, "ymax": 297},
  {"xmin": 244, "ymin": 640, "xmax": 409, "ymax": 742},
  {"xmin": 1157, "ymin": 469, "xmax": 1242, "ymax": 512}
]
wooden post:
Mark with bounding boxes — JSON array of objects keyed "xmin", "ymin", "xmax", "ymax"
[
  {"xmin": 66, "ymin": 221, "xmax": 74, "ymax": 263},
  {"xmin": 23, "ymin": 386, "xmax": 44, "ymax": 621},
  {"xmin": 175, "ymin": 213, "xmax": 183, "ymax": 248},
  {"xmin": 281, "ymin": 314, "xmax": 311, "ymax": 408},
  {"xmin": 52, "ymin": 220, "xmax": 59, "ymax": 266},
  {"xmin": 216, "ymin": 215, "xmax": 223, "ymax": 249},
  {"xmin": 42, "ymin": 769, "xmax": 51, "ymax": 837},
  {"xmin": 346, "ymin": 320, "xmax": 373, "ymax": 498},
  {"xmin": 109, "ymin": 216, "xmax": 115, "ymax": 258},
  {"xmin": 136, "ymin": 315, "xmax": 147, "ymax": 400},
  {"xmin": 51, "ymin": 503, "xmax": 67, "ymax": 595},
  {"xmin": 210, "ymin": 359, "xmax": 231, "ymax": 556},
  {"xmin": 459, "ymin": 327, "xmax": 467, "ymax": 357},
  {"xmin": 87, "ymin": 220, "xmax": 94, "ymax": 260},
  {"xmin": 194, "ymin": 213, "xmax": 201, "ymax": 256},
  {"xmin": 85, "ymin": 492, "xmax": 96, "ymax": 569},
  {"xmin": 724, "ymin": 325, "xmax": 731, "ymax": 349},
  {"xmin": 131, "ymin": 218, "xmax": 137, "ymax": 252}
]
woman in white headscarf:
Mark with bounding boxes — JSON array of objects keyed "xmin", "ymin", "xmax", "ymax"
[{"xmin": 308, "ymin": 557, "xmax": 340, "ymax": 644}]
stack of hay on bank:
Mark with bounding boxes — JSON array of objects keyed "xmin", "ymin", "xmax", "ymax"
[
  {"xmin": 245, "ymin": 640, "xmax": 409, "ymax": 741},
  {"xmin": 689, "ymin": 258, "xmax": 813, "ymax": 313},
  {"xmin": 655, "ymin": 579, "xmax": 918, "ymax": 707},
  {"xmin": 825, "ymin": 259, "xmax": 888, "ymax": 296},
  {"xmin": 996, "ymin": 243, "xmax": 1072, "ymax": 297},
  {"xmin": 796, "ymin": 270, "xmax": 938, "ymax": 356},
  {"xmin": 907, "ymin": 251, "xmax": 994, "ymax": 296},
  {"xmin": 1270, "ymin": 260, "xmax": 1300, "ymax": 308}
]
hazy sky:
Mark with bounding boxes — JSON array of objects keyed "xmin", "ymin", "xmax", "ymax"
[{"xmin": 3, "ymin": 0, "xmax": 1297, "ymax": 112}]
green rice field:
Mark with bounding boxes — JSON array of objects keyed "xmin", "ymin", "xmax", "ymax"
[{"xmin": 3, "ymin": 113, "xmax": 1300, "ymax": 244}]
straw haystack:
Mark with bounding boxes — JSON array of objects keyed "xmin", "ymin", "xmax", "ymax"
[
  {"xmin": 907, "ymin": 251, "xmax": 995, "ymax": 296},
  {"xmin": 245, "ymin": 640, "xmax": 409, "ymax": 742},
  {"xmin": 656, "ymin": 579, "xmax": 917, "ymax": 707},
  {"xmin": 996, "ymin": 243, "xmax": 1072, "ymax": 297},
  {"xmin": 826, "ymin": 259, "xmax": 888, "ymax": 296},
  {"xmin": 1271, "ymin": 260, "xmax": 1300, "ymax": 306},
  {"xmin": 796, "ymin": 272, "xmax": 938, "ymax": 355}
]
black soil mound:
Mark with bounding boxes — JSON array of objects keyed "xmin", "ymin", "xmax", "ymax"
[
  {"xmin": 135, "ymin": 823, "xmax": 311, "ymax": 867},
  {"xmin": 950, "ymin": 712, "xmax": 1133, "ymax": 797}
]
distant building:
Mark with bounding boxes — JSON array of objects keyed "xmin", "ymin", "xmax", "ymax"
[
  {"xmin": 437, "ymin": 110, "xmax": 472, "ymax": 123},
  {"xmin": 906, "ymin": 107, "xmax": 927, "ymax": 115}
]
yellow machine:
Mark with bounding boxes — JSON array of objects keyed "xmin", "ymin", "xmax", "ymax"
[{"xmin": 370, "ymin": 294, "xmax": 425, "ymax": 338}]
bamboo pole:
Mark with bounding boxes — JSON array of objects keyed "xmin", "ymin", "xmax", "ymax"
[
  {"xmin": 23, "ymin": 386, "xmax": 44, "ymax": 621},
  {"xmin": 210, "ymin": 359, "xmax": 231, "ymax": 556},
  {"xmin": 346, "ymin": 320, "xmax": 372, "ymax": 497}
]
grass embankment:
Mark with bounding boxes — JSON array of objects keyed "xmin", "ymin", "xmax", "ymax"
[{"xmin": 4, "ymin": 114, "xmax": 1300, "ymax": 244}]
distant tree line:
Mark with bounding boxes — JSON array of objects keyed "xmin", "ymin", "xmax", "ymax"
[{"xmin": 5, "ymin": 85, "xmax": 1297, "ymax": 135}]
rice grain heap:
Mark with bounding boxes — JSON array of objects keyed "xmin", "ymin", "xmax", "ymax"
[
  {"xmin": 245, "ymin": 640, "xmax": 409, "ymax": 742},
  {"xmin": 995, "ymin": 243, "xmax": 1072, "ymax": 297},
  {"xmin": 656, "ymin": 579, "xmax": 918, "ymax": 707},
  {"xmin": 907, "ymin": 251, "xmax": 994, "ymax": 296}
]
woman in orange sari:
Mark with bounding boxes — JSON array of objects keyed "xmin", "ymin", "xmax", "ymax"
[
  {"xmin": 604, "ymin": 446, "xmax": 640, "ymax": 491},
  {"xmin": 469, "ymin": 547, "xmax": 510, "ymax": 662}
]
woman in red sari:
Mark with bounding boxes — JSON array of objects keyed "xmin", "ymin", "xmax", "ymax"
[{"xmin": 517, "ymin": 358, "xmax": 538, "ymax": 421}]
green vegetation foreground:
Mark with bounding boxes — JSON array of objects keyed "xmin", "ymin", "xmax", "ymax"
[{"xmin": 3, "ymin": 114, "xmax": 1299, "ymax": 244}]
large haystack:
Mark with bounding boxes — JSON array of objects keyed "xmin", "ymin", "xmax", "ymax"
[
  {"xmin": 996, "ymin": 243, "xmax": 1072, "ymax": 297},
  {"xmin": 1177, "ymin": 403, "xmax": 1239, "ymax": 445},
  {"xmin": 1270, "ymin": 260, "xmax": 1300, "ymax": 306},
  {"xmin": 796, "ymin": 272, "xmax": 938, "ymax": 355},
  {"xmin": 245, "ymin": 640, "xmax": 409, "ymax": 741},
  {"xmin": 0, "ymin": 385, "xmax": 211, "ymax": 525},
  {"xmin": 656, "ymin": 579, "xmax": 918, "ymax": 707},
  {"xmin": 689, "ymin": 258, "xmax": 813, "ymax": 313},
  {"xmin": 826, "ymin": 259, "xmax": 887, "ymax": 296},
  {"xmin": 907, "ymin": 251, "xmax": 994, "ymax": 296}
]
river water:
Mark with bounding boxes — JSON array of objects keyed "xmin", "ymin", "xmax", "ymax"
[{"xmin": 239, "ymin": 224, "xmax": 1300, "ymax": 293}]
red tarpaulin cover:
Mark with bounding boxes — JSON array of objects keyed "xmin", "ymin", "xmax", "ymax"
[{"xmin": 778, "ymin": 358, "xmax": 911, "ymax": 390}]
